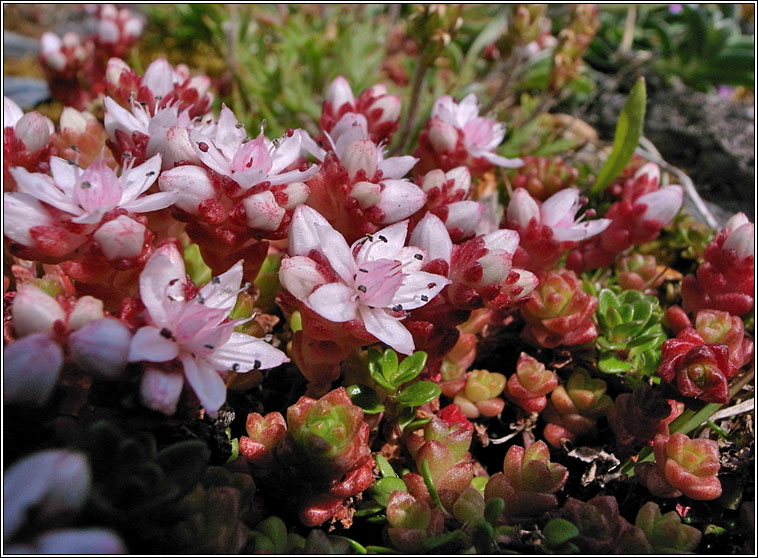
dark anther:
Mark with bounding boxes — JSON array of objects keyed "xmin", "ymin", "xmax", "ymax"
[
  {"xmin": 168, "ymin": 278, "xmax": 179, "ymax": 286},
  {"xmin": 211, "ymin": 276, "xmax": 221, "ymax": 284},
  {"xmin": 253, "ymin": 359, "xmax": 262, "ymax": 369},
  {"xmin": 392, "ymin": 304, "xmax": 403, "ymax": 311},
  {"xmin": 160, "ymin": 327, "xmax": 172, "ymax": 339},
  {"xmin": 427, "ymin": 282, "xmax": 437, "ymax": 289},
  {"xmin": 146, "ymin": 171, "xmax": 156, "ymax": 176},
  {"xmin": 197, "ymin": 142, "xmax": 209, "ymax": 152},
  {"xmin": 204, "ymin": 344, "xmax": 214, "ymax": 349},
  {"xmin": 414, "ymin": 253, "xmax": 423, "ymax": 260},
  {"xmin": 232, "ymin": 363, "xmax": 240, "ymax": 371},
  {"xmin": 359, "ymin": 268, "xmax": 368, "ymax": 273},
  {"xmin": 379, "ymin": 235, "xmax": 388, "ymax": 242},
  {"xmin": 357, "ymin": 285, "xmax": 367, "ymax": 293},
  {"xmin": 80, "ymin": 181, "xmax": 91, "ymax": 189},
  {"xmin": 420, "ymin": 295, "xmax": 429, "ymax": 302}
]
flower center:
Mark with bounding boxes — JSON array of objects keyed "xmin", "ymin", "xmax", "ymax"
[{"xmin": 352, "ymin": 258, "xmax": 404, "ymax": 308}]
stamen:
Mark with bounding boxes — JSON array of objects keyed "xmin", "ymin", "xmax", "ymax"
[
  {"xmin": 204, "ymin": 344, "xmax": 214, "ymax": 349},
  {"xmin": 160, "ymin": 327, "xmax": 173, "ymax": 339},
  {"xmin": 379, "ymin": 235, "xmax": 388, "ymax": 243},
  {"xmin": 232, "ymin": 363, "xmax": 240, "ymax": 371},
  {"xmin": 357, "ymin": 285, "xmax": 367, "ymax": 293},
  {"xmin": 420, "ymin": 295, "xmax": 429, "ymax": 302},
  {"xmin": 253, "ymin": 359, "xmax": 262, "ymax": 369},
  {"xmin": 414, "ymin": 253, "xmax": 423, "ymax": 260}
]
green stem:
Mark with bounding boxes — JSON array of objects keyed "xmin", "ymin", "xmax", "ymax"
[{"xmin": 420, "ymin": 459, "xmax": 445, "ymax": 512}]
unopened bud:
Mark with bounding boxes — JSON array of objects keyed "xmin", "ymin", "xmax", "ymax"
[
  {"xmin": 158, "ymin": 165, "xmax": 214, "ymax": 213},
  {"xmin": 92, "ymin": 215, "xmax": 147, "ymax": 261},
  {"xmin": 4, "ymin": 333, "xmax": 63, "ymax": 406},
  {"xmin": 60, "ymin": 107, "xmax": 96, "ymax": 135},
  {"xmin": 341, "ymin": 138, "xmax": 378, "ymax": 180},
  {"xmin": 429, "ymin": 117, "xmax": 459, "ymax": 153},
  {"xmin": 67, "ymin": 296, "xmax": 105, "ymax": 330},
  {"xmin": 69, "ymin": 318, "xmax": 132, "ymax": 380},
  {"xmin": 12, "ymin": 284, "xmax": 65, "ymax": 337},
  {"xmin": 369, "ymin": 95, "xmax": 402, "ymax": 125},
  {"xmin": 15, "ymin": 112, "xmax": 52, "ymax": 153},
  {"xmin": 140, "ymin": 366, "xmax": 184, "ymax": 415}
]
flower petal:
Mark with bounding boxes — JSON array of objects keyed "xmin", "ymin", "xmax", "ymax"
[
  {"xmin": 181, "ymin": 354, "xmax": 227, "ymax": 415},
  {"xmin": 551, "ymin": 218, "xmax": 612, "ymax": 242},
  {"xmin": 207, "ymin": 332, "xmax": 289, "ymax": 372},
  {"xmin": 10, "ymin": 167, "xmax": 81, "ymax": 215},
  {"xmin": 199, "ymin": 260, "xmax": 244, "ymax": 312},
  {"xmin": 190, "ymin": 130, "xmax": 232, "ymax": 177},
  {"xmin": 140, "ymin": 366, "xmax": 184, "ymax": 415},
  {"xmin": 139, "ymin": 244, "xmax": 188, "ymax": 326},
  {"xmin": 121, "ymin": 190, "xmax": 179, "ymax": 214},
  {"xmin": 119, "ymin": 154, "xmax": 163, "ymax": 204},
  {"xmin": 638, "ymin": 186, "xmax": 683, "ymax": 225},
  {"xmin": 540, "ymin": 188, "xmax": 581, "ymax": 228},
  {"xmin": 479, "ymin": 151, "xmax": 523, "ymax": 168},
  {"xmin": 307, "ymin": 282, "xmax": 358, "ymax": 322},
  {"xmin": 48, "ymin": 156, "xmax": 79, "ymax": 197},
  {"xmin": 359, "ymin": 305, "xmax": 414, "ymax": 355},
  {"xmin": 214, "ymin": 105, "xmax": 247, "ymax": 157},
  {"xmin": 393, "ymin": 271, "xmax": 450, "ymax": 310},
  {"xmin": 269, "ymin": 133, "xmax": 303, "ymax": 175},
  {"xmin": 375, "ymin": 179, "xmax": 427, "ymax": 224},
  {"xmin": 316, "ymin": 224, "xmax": 356, "ymax": 283},
  {"xmin": 279, "ymin": 255, "xmax": 327, "ymax": 300},
  {"xmin": 4, "ymin": 96, "xmax": 24, "ymax": 128},
  {"xmin": 355, "ymin": 220, "xmax": 408, "ymax": 263},
  {"xmin": 128, "ymin": 326, "xmax": 179, "ymax": 362},
  {"xmin": 289, "ymin": 204, "xmax": 332, "ymax": 256},
  {"xmin": 409, "ymin": 212, "xmax": 453, "ymax": 264},
  {"xmin": 378, "ymin": 155, "xmax": 418, "ymax": 179},
  {"xmin": 3, "ymin": 192, "xmax": 56, "ymax": 245},
  {"xmin": 142, "ymin": 58, "xmax": 175, "ymax": 98}
]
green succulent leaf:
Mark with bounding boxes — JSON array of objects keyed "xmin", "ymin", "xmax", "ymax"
[
  {"xmin": 395, "ymin": 381, "xmax": 441, "ymax": 408},
  {"xmin": 375, "ymin": 454, "xmax": 399, "ymax": 478},
  {"xmin": 394, "ymin": 351, "xmax": 428, "ymax": 386},
  {"xmin": 346, "ymin": 384, "xmax": 386, "ymax": 414},
  {"xmin": 371, "ymin": 477, "xmax": 408, "ymax": 507},
  {"xmin": 543, "ymin": 518, "xmax": 580, "ymax": 547}
]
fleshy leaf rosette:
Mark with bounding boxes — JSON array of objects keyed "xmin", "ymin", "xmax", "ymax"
[
  {"xmin": 504, "ymin": 352, "xmax": 558, "ymax": 413},
  {"xmin": 595, "ymin": 288, "xmax": 666, "ymax": 378},
  {"xmin": 558, "ymin": 496, "xmax": 650, "ymax": 554},
  {"xmin": 607, "ymin": 384, "xmax": 684, "ymax": 451},
  {"xmin": 453, "ymin": 369, "xmax": 506, "ymax": 418},
  {"xmin": 635, "ymin": 501, "xmax": 702, "ymax": 553},
  {"xmin": 635, "ymin": 433, "xmax": 722, "ymax": 500},
  {"xmin": 616, "ymin": 253, "xmax": 665, "ymax": 294},
  {"xmin": 542, "ymin": 369, "xmax": 612, "ymax": 448},
  {"xmin": 238, "ymin": 412, "xmax": 287, "ymax": 469},
  {"xmin": 484, "ymin": 440, "xmax": 568, "ymax": 521},
  {"xmin": 520, "ymin": 269, "xmax": 598, "ymax": 348},
  {"xmin": 510, "ymin": 155, "xmax": 578, "ymax": 201},
  {"xmin": 385, "ymin": 489, "xmax": 445, "ymax": 553},
  {"xmin": 405, "ymin": 416, "xmax": 474, "ymax": 509},
  {"xmin": 681, "ymin": 212, "xmax": 754, "ymax": 316},
  {"xmin": 658, "ymin": 328, "xmax": 737, "ymax": 404},
  {"xmin": 695, "ymin": 309, "xmax": 751, "ymax": 368}
]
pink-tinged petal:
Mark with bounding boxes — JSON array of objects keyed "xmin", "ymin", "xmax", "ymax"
[
  {"xmin": 299, "ymin": 129, "xmax": 327, "ymax": 161},
  {"xmin": 93, "ymin": 215, "xmax": 147, "ymax": 260},
  {"xmin": 279, "ymin": 255, "xmax": 327, "ymax": 300},
  {"xmin": 307, "ymin": 282, "xmax": 359, "ymax": 322},
  {"xmin": 232, "ymin": 134, "xmax": 272, "ymax": 176},
  {"xmin": 349, "ymin": 180, "xmax": 382, "ymax": 209},
  {"xmin": 332, "ymin": 112, "xmax": 369, "ymax": 152},
  {"xmin": 69, "ymin": 318, "xmax": 131, "ymax": 380},
  {"xmin": 180, "ymin": 354, "xmax": 227, "ymax": 415},
  {"xmin": 139, "ymin": 244, "xmax": 187, "ymax": 326},
  {"xmin": 242, "ymin": 190, "xmax": 286, "ymax": 231},
  {"xmin": 140, "ymin": 366, "xmax": 184, "ymax": 415},
  {"xmin": 12, "ymin": 284, "xmax": 65, "ymax": 337},
  {"xmin": 482, "ymin": 228, "xmax": 520, "ymax": 254},
  {"xmin": 375, "ymin": 179, "xmax": 427, "ymax": 224},
  {"xmin": 103, "ymin": 96, "xmax": 148, "ymax": 137},
  {"xmin": 15, "ymin": 112, "xmax": 51, "ymax": 152},
  {"xmin": 70, "ymin": 208, "xmax": 107, "ymax": 225},
  {"xmin": 119, "ymin": 154, "xmax": 163, "ymax": 203},
  {"xmin": 214, "ymin": 105, "xmax": 247, "ymax": 156},
  {"xmin": 269, "ymin": 133, "xmax": 304, "ymax": 175},
  {"xmin": 10, "ymin": 167, "xmax": 82, "ymax": 215},
  {"xmin": 393, "ymin": 271, "xmax": 450, "ymax": 310},
  {"xmin": 4, "ymin": 333, "xmax": 63, "ymax": 406},
  {"xmin": 355, "ymin": 220, "xmax": 409, "ymax": 263},
  {"xmin": 326, "ymin": 76, "xmax": 355, "ymax": 109},
  {"xmin": 395, "ymin": 246, "xmax": 427, "ymax": 272},
  {"xmin": 75, "ymin": 159, "xmax": 122, "ymax": 214},
  {"xmin": 455, "ymin": 94, "xmax": 480, "ymax": 128},
  {"xmin": 638, "ymin": 186, "xmax": 683, "ymax": 225},
  {"xmin": 463, "ymin": 117, "xmax": 495, "ymax": 149},
  {"xmin": 4, "ymin": 96, "xmax": 24, "ymax": 128},
  {"xmin": 121, "ymin": 190, "xmax": 179, "ymax": 214},
  {"xmin": 359, "ymin": 305, "xmax": 415, "ymax": 355},
  {"xmin": 142, "ymin": 58, "xmax": 175, "ymax": 97},
  {"xmin": 444, "ymin": 201, "xmax": 484, "ymax": 235},
  {"xmin": 190, "ymin": 130, "xmax": 232, "ymax": 176},
  {"xmin": 148, "ymin": 124, "xmax": 200, "ymax": 169},
  {"xmin": 266, "ymin": 164, "xmax": 321, "ymax": 187},
  {"xmin": 67, "ymin": 296, "xmax": 105, "ymax": 331},
  {"xmin": 128, "ymin": 326, "xmax": 179, "ymax": 362},
  {"xmin": 540, "ymin": 188, "xmax": 581, "ymax": 228},
  {"xmin": 432, "ymin": 95, "xmax": 459, "ymax": 126},
  {"xmin": 550, "ymin": 218, "xmax": 611, "ymax": 242},
  {"xmin": 505, "ymin": 269, "xmax": 539, "ymax": 300},
  {"xmin": 410, "ymin": 212, "xmax": 453, "ymax": 264},
  {"xmin": 507, "ymin": 188, "xmax": 540, "ymax": 229},
  {"xmin": 378, "ymin": 155, "xmax": 418, "ymax": 179},
  {"xmin": 479, "ymin": 151, "xmax": 523, "ymax": 168},
  {"xmin": 446, "ymin": 166, "xmax": 472, "ymax": 194},
  {"xmin": 3, "ymin": 192, "xmax": 56, "ymax": 245},
  {"xmin": 316, "ymin": 224, "xmax": 356, "ymax": 283},
  {"xmin": 289, "ymin": 204, "xmax": 332, "ymax": 256},
  {"xmin": 158, "ymin": 165, "xmax": 215, "ymax": 214},
  {"xmin": 370, "ymin": 94, "xmax": 401, "ymax": 124},
  {"xmin": 34, "ymin": 528, "xmax": 126, "ymax": 554},
  {"xmin": 207, "ymin": 332, "xmax": 289, "ymax": 372},
  {"xmin": 476, "ymin": 252, "xmax": 512, "ymax": 287},
  {"xmin": 279, "ymin": 181, "xmax": 310, "ymax": 210},
  {"xmin": 199, "ymin": 260, "xmax": 244, "ymax": 312},
  {"xmin": 105, "ymin": 57, "xmax": 130, "ymax": 88},
  {"xmin": 49, "ymin": 157, "xmax": 79, "ymax": 197},
  {"xmin": 483, "ymin": 122, "xmax": 506, "ymax": 150},
  {"xmin": 723, "ymin": 222, "xmax": 754, "ymax": 260},
  {"xmin": 724, "ymin": 212, "xmax": 750, "ymax": 233}
]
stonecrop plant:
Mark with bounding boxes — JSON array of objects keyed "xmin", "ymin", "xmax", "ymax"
[{"xmin": 3, "ymin": 3, "xmax": 754, "ymax": 555}]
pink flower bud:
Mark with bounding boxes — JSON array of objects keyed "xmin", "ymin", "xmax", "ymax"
[
  {"xmin": 69, "ymin": 318, "xmax": 132, "ymax": 380},
  {"xmin": 15, "ymin": 112, "xmax": 52, "ymax": 153},
  {"xmin": 638, "ymin": 186, "xmax": 683, "ymax": 225},
  {"xmin": 12, "ymin": 284, "xmax": 65, "ymax": 337},
  {"xmin": 158, "ymin": 165, "xmax": 215, "ymax": 214},
  {"xmin": 105, "ymin": 57, "xmax": 131, "ymax": 88},
  {"xmin": 280, "ymin": 181, "xmax": 310, "ymax": 210},
  {"xmin": 444, "ymin": 201, "xmax": 484, "ymax": 238},
  {"xmin": 446, "ymin": 166, "xmax": 471, "ymax": 195},
  {"xmin": 150, "ymin": 125, "xmax": 200, "ymax": 169},
  {"xmin": 97, "ymin": 19, "xmax": 120, "ymax": 43},
  {"xmin": 506, "ymin": 188, "xmax": 540, "ymax": 229},
  {"xmin": 67, "ymin": 296, "xmax": 105, "ymax": 331},
  {"xmin": 326, "ymin": 76, "xmax": 355, "ymax": 110},
  {"xmin": 4, "ymin": 96, "xmax": 24, "ymax": 128},
  {"xmin": 724, "ymin": 212, "xmax": 750, "ymax": 233},
  {"xmin": 375, "ymin": 179, "xmax": 427, "ymax": 223},
  {"xmin": 4, "ymin": 333, "xmax": 63, "ymax": 406},
  {"xmin": 428, "ymin": 117, "xmax": 459, "ymax": 153},
  {"xmin": 93, "ymin": 215, "xmax": 147, "ymax": 260},
  {"xmin": 279, "ymin": 255, "xmax": 327, "ymax": 299},
  {"xmin": 420, "ymin": 169, "xmax": 447, "ymax": 193},
  {"xmin": 368, "ymin": 94, "xmax": 402, "ymax": 125},
  {"xmin": 633, "ymin": 162, "xmax": 660, "ymax": 185},
  {"xmin": 722, "ymin": 220, "xmax": 754, "ymax": 260},
  {"xmin": 123, "ymin": 17, "xmax": 144, "ymax": 39},
  {"xmin": 140, "ymin": 366, "xmax": 184, "ymax": 415},
  {"xmin": 341, "ymin": 138, "xmax": 378, "ymax": 180},
  {"xmin": 242, "ymin": 190, "xmax": 286, "ymax": 231},
  {"xmin": 59, "ymin": 107, "xmax": 96, "ymax": 134},
  {"xmin": 349, "ymin": 180, "xmax": 382, "ymax": 209}
]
